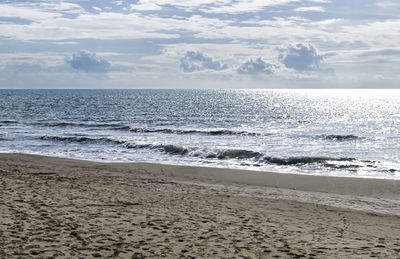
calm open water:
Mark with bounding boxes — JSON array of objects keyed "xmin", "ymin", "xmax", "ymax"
[{"xmin": 1, "ymin": 89, "xmax": 399, "ymax": 179}]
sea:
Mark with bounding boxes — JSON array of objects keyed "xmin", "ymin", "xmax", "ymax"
[{"xmin": 1, "ymin": 89, "xmax": 399, "ymax": 179}]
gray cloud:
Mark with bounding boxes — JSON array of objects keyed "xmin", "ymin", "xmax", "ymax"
[
  {"xmin": 237, "ymin": 57, "xmax": 275, "ymax": 75},
  {"xmin": 279, "ymin": 43, "xmax": 323, "ymax": 71},
  {"xmin": 180, "ymin": 51, "xmax": 227, "ymax": 72},
  {"xmin": 65, "ymin": 51, "xmax": 111, "ymax": 73}
]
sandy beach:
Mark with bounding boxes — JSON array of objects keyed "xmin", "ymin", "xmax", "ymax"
[{"xmin": 1, "ymin": 153, "xmax": 400, "ymax": 258}]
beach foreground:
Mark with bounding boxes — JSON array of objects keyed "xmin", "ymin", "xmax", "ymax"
[{"xmin": 1, "ymin": 154, "xmax": 400, "ymax": 258}]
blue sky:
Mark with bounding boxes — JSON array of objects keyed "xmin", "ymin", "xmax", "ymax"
[{"xmin": 0, "ymin": 0, "xmax": 399, "ymax": 88}]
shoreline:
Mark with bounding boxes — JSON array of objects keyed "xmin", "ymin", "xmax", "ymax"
[
  {"xmin": 3, "ymin": 152, "xmax": 400, "ymax": 198},
  {"xmin": 1, "ymin": 153, "xmax": 400, "ymax": 258}
]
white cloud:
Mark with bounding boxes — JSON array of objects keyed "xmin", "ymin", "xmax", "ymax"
[
  {"xmin": 0, "ymin": 4, "xmax": 61, "ymax": 21},
  {"xmin": 201, "ymin": 0, "xmax": 300, "ymax": 14},
  {"xmin": 53, "ymin": 41, "xmax": 79, "ymax": 45},
  {"xmin": 0, "ymin": 7, "xmax": 182, "ymax": 40},
  {"xmin": 199, "ymin": 0, "xmax": 329, "ymax": 13},
  {"xmin": 339, "ymin": 19, "xmax": 400, "ymax": 49},
  {"xmin": 294, "ymin": 6, "xmax": 325, "ymax": 12},
  {"xmin": 127, "ymin": 0, "xmax": 332, "ymax": 14},
  {"xmin": 132, "ymin": 0, "xmax": 231, "ymax": 9},
  {"xmin": 237, "ymin": 57, "xmax": 276, "ymax": 74},
  {"xmin": 158, "ymin": 43, "xmax": 277, "ymax": 65},
  {"xmin": 180, "ymin": 51, "xmax": 227, "ymax": 72},
  {"xmin": 3, "ymin": 0, "xmax": 397, "ymax": 53},
  {"xmin": 235, "ymin": 43, "xmax": 327, "ymax": 77},
  {"xmin": 130, "ymin": 1, "xmax": 162, "ymax": 11}
]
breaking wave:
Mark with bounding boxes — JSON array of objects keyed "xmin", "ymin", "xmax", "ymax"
[
  {"xmin": 322, "ymin": 134, "xmax": 361, "ymax": 141},
  {"xmin": 33, "ymin": 122, "xmax": 130, "ymax": 130},
  {"xmin": 39, "ymin": 135, "xmax": 125, "ymax": 145},
  {"xmin": 33, "ymin": 121, "xmax": 264, "ymax": 136},
  {"xmin": 39, "ymin": 134, "xmax": 371, "ymax": 170},
  {"xmin": 129, "ymin": 127, "xmax": 264, "ymax": 136},
  {"xmin": 0, "ymin": 120, "xmax": 17, "ymax": 125}
]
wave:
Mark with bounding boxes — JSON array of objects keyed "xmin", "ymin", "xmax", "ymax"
[
  {"xmin": 0, "ymin": 120, "xmax": 17, "ymax": 125},
  {"xmin": 33, "ymin": 122, "xmax": 130, "ymax": 130},
  {"xmin": 129, "ymin": 127, "xmax": 263, "ymax": 136},
  {"xmin": 38, "ymin": 134, "xmax": 372, "ymax": 170},
  {"xmin": 125, "ymin": 143, "xmax": 190, "ymax": 155},
  {"xmin": 260, "ymin": 156, "xmax": 356, "ymax": 167},
  {"xmin": 124, "ymin": 142, "xmax": 358, "ymax": 167},
  {"xmin": 40, "ymin": 135, "xmax": 191, "ymax": 156},
  {"xmin": 32, "ymin": 121, "xmax": 263, "ymax": 136},
  {"xmin": 39, "ymin": 135, "xmax": 125, "ymax": 145},
  {"xmin": 127, "ymin": 145, "xmax": 372, "ymax": 170},
  {"xmin": 322, "ymin": 134, "xmax": 361, "ymax": 141},
  {"xmin": 207, "ymin": 149, "xmax": 263, "ymax": 159},
  {"xmin": 124, "ymin": 143, "xmax": 264, "ymax": 158}
]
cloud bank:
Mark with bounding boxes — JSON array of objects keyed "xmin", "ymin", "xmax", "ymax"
[{"xmin": 1, "ymin": 0, "xmax": 399, "ymax": 88}]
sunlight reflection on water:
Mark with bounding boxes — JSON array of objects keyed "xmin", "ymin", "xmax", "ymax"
[{"xmin": 0, "ymin": 89, "xmax": 399, "ymax": 179}]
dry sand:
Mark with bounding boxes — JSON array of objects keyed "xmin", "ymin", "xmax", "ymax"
[{"xmin": 1, "ymin": 153, "xmax": 400, "ymax": 258}]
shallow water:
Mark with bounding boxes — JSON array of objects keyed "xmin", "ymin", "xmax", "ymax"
[{"xmin": 1, "ymin": 89, "xmax": 399, "ymax": 179}]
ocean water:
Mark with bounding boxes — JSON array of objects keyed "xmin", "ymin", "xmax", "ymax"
[{"xmin": 1, "ymin": 89, "xmax": 399, "ymax": 179}]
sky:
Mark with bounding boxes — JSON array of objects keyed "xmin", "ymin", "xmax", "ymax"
[{"xmin": 0, "ymin": 0, "xmax": 400, "ymax": 89}]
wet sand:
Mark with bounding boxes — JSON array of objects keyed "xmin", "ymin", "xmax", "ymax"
[{"xmin": 1, "ymin": 153, "xmax": 400, "ymax": 258}]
